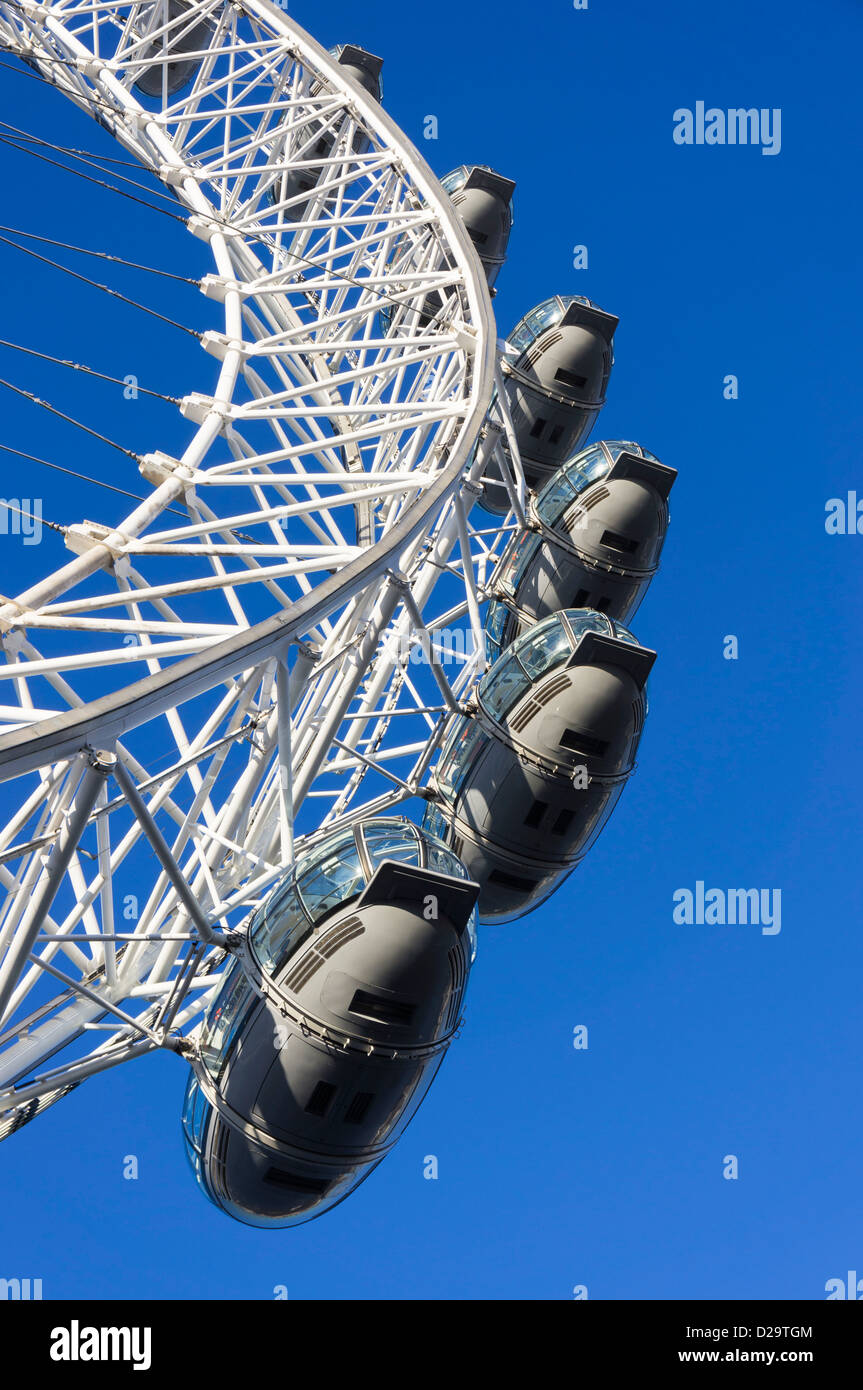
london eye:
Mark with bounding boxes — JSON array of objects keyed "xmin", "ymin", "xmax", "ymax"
[{"xmin": 0, "ymin": 0, "xmax": 675, "ymax": 1228}]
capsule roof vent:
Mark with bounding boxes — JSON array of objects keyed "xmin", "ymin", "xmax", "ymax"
[
  {"xmin": 284, "ymin": 951, "xmax": 324, "ymax": 994},
  {"xmin": 208, "ymin": 1118, "xmax": 230, "ymax": 1199},
  {"xmin": 318, "ymin": 915, "xmax": 365, "ymax": 959},
  {"xmin": 577, "ymin": 487, "xmax": 611, "ymax": 514},
  {"xmin": 284, "ymin": 915, "xmax": 364, "ymax": 992},
  {"xmin": 563, "ymin": 490, "xmax": 610, "ymax": 539},
  {"xmin": 535, "ymin": 672, "xmax": 572, "ymax": 707},
  {"xmin": 445, "ymin": 945, "xmax": 467, "ymax": 1030},
  {"xmin": 631, "ymin": 700, "xmax": 645, "ymax": 736},
  {"xmin": 524, "ymin": 331, "xmax": 562, "ymax": 368},
  {"xmin": 509, "ymin": 698, "xmax": 541, "ymax": 734}
]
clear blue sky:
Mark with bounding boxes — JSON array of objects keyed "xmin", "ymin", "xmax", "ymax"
[{"xmin": 0, "ymin": 0, "xmax": 861, "ymax": 1299}]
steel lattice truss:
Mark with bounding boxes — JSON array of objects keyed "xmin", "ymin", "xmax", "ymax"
[{"xmin": 0, "ymin": 0, "xmax": 528, "ymax": 1129}]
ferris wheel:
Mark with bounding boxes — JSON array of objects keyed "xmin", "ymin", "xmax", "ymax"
[{"xmin": 0, "ymin": 1, "xmax": 676, "ymax": 1227}]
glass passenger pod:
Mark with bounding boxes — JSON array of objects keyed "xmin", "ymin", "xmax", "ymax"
[
  {"xmin": 502, "ymin": 295, "xmax": 619, "ymax": 491},
  {"xmin": 268, "ymin": 44, "xmax": 384, "ymax": 218},
  {"xmin": 440, "ymin": 166, "xmax": 516, "ymax": 291},
  {"xmin": 248, "ymin": 817, "xmax": 477, "ymax": 977},
  {"xmin": 424, "ymin": 611, "xmax": 656, "ymax": 923},
  {"xmin": 181, "ymin": 1062, "xmax": 389, "ymax": 1229},
  {"xmin": 486, "ymin": 441, "xmax": 678, "ymax": 645},
  {"xmin": 132, "ymin": 0, "xmax": 215, "ymax": 99},
  {"xmin": 377, "ymin": 160, "xmax": 514, "ymax": 336},
  {"xmin": 180, "ymin": 818, "xmax": 479, "ymax": 1227},
  {"xmin": 181, "ymin": 1069, "xmax": 386, "ymax": 1230}
]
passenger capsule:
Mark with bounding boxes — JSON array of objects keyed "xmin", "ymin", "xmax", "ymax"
[
  {"xmin": 423, "ymin": 611, "xmax": 654, "ymax": 922},
  {"xmin": 481, "ymin": 295, "xmax": 618, "ymax": 512},
  {"xmin": 486, "ymin": 441, "xmax": 677, "ymax": 660},
  {"xmin": 133, "ymin": 0, "xmax": 214, "ymax": 99},
  {"xmin": 270, "ymin": 45, "xmax": 384, "ymax": 220},
  {"xmin": 181, "ymin": 818, "xmax": 478, "ymax": 1228},
  {"xmin": 440, "ymin": 166, "xmax": 515, "ymax": 290},
  {"xmin": 380, "ymin": 164, "xmax": 515, "ymax": 333},
  {"xmin": 329, "ymin": 43, "xmax": 385, "ymax": 99}
]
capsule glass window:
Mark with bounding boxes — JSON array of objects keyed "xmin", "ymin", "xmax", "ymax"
[
  {"xmin": 425, "ymin": 837, "xmax": 467, "ymax": 881},
  {"xmin": 449, "ymin": 722, "xmax": 485, "ymax": 791},
  {"xmin": 535, "ymin": 440, "xmax": 663, "ymax": 527},
  {"xmin": 512, "ymin": 616, "xmax": 572, "ymax": 681},
  {"xmin": 182, "ymin": 1073, "xmax": 210, "ymax": 1150},
  {"xmin": 296, "ymin": 832, "xmax": 365, "ymax": 921},
  {"xmin": 477, "ymin": 608, "xmax": 642, "ymax": 720},
  {"xmin": 199, "ymin": 961, "xmax": 256, "ymax": 1078},
  {"xmin": 534, "ymin": 445, "xmax": 608, "ymax": 526},
  {"xmin": 537, "ymin": 447, "xmax": 606, "ymax": 521},
  {"xmin": 535, "ymin": 471, "xmax": 579, "ymax": 525},
  {"xmin": 423, "ymin": 804, "xmax": 448, "ymax": 843},
  {"xmin": 507, "ymin": 294, "xmax": 594, "ymax": 356},
  {"xmin": 360, "ymin": 819, "xmax": 425, "ymax": 868},
  {"xmin": 507, "ymin": 320, "xmax": 535, "ymax": 355},
  {"xmin": 440, "ymin": 166, "xmax": 470, "ymax": 195},
  {"xmin": 433, "ymin": 722, "xmax": 460, "ymax": 795},
  {"xmin": 250, "ymin": 881, "xmax": 311, "ymax": 975},
  {"xmin": 600, "ymin": 441, "xmax": 661, "ymax": 465},
  {"xmin": 485, "ymin": 599, "xmax": 509, "ymax": 650},
  {"xmin": 478, "ymin": 652, "xmax": 531, "ymax": 721},
  {"xmin": 507, "ymin": 300, "xmax": 557, "ymax": 352},
  {"xmin": 509, "ymin": 533, "xmax": 541, "ymax": 591},
  {"xmin": 182, "ymin": 1135, "xmax": 204, "ymax": 1185},
  {"xmin": 527, "ymin": 300, "xmax": 563, "ymax": 334},
  {"xmin": 495, "ymin": 531, "xmax": 538, "ymax": 597},
  {"xmin": 436, "ymin": 718, "xmax": 485, "ymax": 797},
  {"xmin": 361, "ymin": 817, "xmax": 469, "ymax": 883},
  {"xmin": 559, "ymin": 609, "xmax": 639, "ymax": 648},
  {"xmin": 578, "ymin": 449, "xmax": 615, "ymax": 484}
]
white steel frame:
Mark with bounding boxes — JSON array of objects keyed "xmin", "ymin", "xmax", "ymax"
[{"xmin": 0, "ymin": 0, "xmax": 528, "ymax": 1131}]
